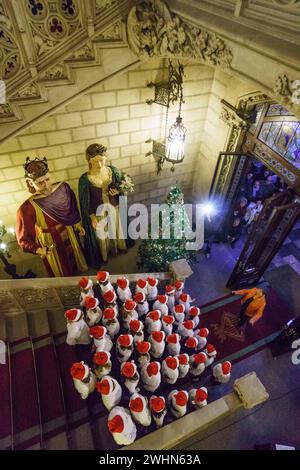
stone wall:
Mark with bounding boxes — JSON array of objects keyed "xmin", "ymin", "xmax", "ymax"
[
  {"xmin": 0, "ymin": 58, "xmax": 221, "ymax": 277},
  {"xmin": 193, "ymin": 69, "xmax": 255, "ymax": 201}
]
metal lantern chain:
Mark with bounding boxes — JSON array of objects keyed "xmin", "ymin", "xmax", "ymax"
[{"xmin": 145, "ymin": 60, "xmax": 187, "ymax": 174}]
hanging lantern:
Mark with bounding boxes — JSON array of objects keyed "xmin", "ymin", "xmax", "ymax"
[{"xmin": 166, "ymin": 116, "xmax": 187, "ymax": 170}]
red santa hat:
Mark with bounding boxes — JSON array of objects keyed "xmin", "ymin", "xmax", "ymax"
[
  {"xmin": 157, "ymin": 294, "xmax": 168, "ymax": 304},
  {"xmin": 185, "ymin": 337, "xmax": 198, "ymax": 349},
  {"xmin": 107, "ymin": 414, "xmax": 124, "ymax": 434},
  {"xmin": 165, "ymin": 356, "xmax": 179, "ymax": 370},
  {"xmin": 136, "ymin": 279, "xmax": 147, "ymax": 289},
  {"xmin": 151, "ymin": 330, "xmax": 165, "ymax": 343},
  {"xmin": 165, "ymin": 284, "xmax": 175, "ymax": 295},
  {"xmin": 93, "ymin": 351, "xmax": 110, "ymax": 366},
  {"xmin": 195, "ymin": 387, "xmax": 208, "ymax": 403},
  {"xmin": 197, "ymin": 328, "xmax": 209, "ymax": 338},
  {"xmin": 89, "ymin": 325, "xmax": 106, "ymax": 339},
  {"xmin": 130, "ymin": 319, "xmax": 143, "ymax": 333},
  {"xmin": 136, "ymin": 340, "xmax": 151, "ymax": 354},
  {"xmin": 146, "ymin": 362, "xmax": 160, "ymax": 377},
  {"xmin": 84, "ymin": 296, "xmax": 99, "ymax": 310},
  {"xmin": 150, "ymin": 396, "xmax": 165, "ymax": 413},
  {"xmin": 182, "ymin": 320, "xmax": 194, "ymax": 330},
  {"xmin": 117, "ymin": 334, "xmax": 133, "ymax": 347},
  {"xmin": 124, "ymin": 299, "xmax": 137, "ymax": 312},
  {"xmin": 147, "ymin": 277, "xmax": 158, "ymax": 287},
  {"xmin": 117, "ymin": 277, "xmax": 129, "ymax": 290},
  {"xmin": 96, "ymin": 378, "xmax": 111, "ymax": 395},
  {"xmin": 189, "ymin": 306, "xmax": 200, "ymax": 317},
  {"xmin": 194, "ymin": 352, "xmax": 207, "ymax": 364},
  {"xmin": 174, "ymin": 280, "xmax": 184, "ymax": 290},
  {"xmin": 222, "ymin": 361, "xmax": 231, "ymax": 375},
  {"xmin": 103, "ymin": 307, "xmax": 116, "ymax": 320},
  {"xmin": 179, "ymin": 293, "xmax": 189, "ymax": 303},
  {"xmin": 147, "ymin": 310, "xmax": 161, "ymax": 321},
  {"xmin": 129, "ymin": 396, "xmax": 144, "ymax": 413},
  {"xmin": 97, "ymin": 271, "xmax": 109, "ymax": 283},
  {"xmin": 134, "ymin": 292, "xmax": 146, "ymax": 303},
  {"xmin": 103, "ymin": 290, "xmax": 116, "ymax": 304},
  {"xmin": 121, "ymin": 361, "xmax": 137, "ymax": 378},
  {"xmin": 206, "ymin": 344, "xmax": 217, "ymax": 357},
  {"xmin": 65, "ymin": 309, "xmax": 82, "ymax": 322},
  {"xmin": 162, "ymin": 315, "xmax": 175, "ymax": 325},
  {"xmin": 173, "ymin": 390, "xmax": 188, "ymax": 407},
  {"xmin": 178, "ymin": 353, "xmax": 189, "ymax": 365},
  {"xmin": 166, "ymin": 333, "xmax": 180, "ymax": 344},
  {"xmin": 174, "ymin": 304, "xmax": 185, "ymax": 314},
  {"xmin": 78, "ymin": 277, "xmax": 92, "ymax": 289},
  {"xmin": 70, "ymin": 361, "xmax": 89, "ymax": 380}
]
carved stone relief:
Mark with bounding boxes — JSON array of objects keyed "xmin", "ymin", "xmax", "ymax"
[
  {"xmin": 0, "ymin": 10, "xmax": 22, "ymax": 80},
  {"xmin": 39, "ymin": 62, "xmax": 69, "ymax": 81},
  {"xmin": 12, "ymin": 287, "xmax": 61, "ymax": 310},
  {"xmin": 95, "ymin": 0, "xmax": 118, "ymax": 14},
  {"xmin": 127, "ymin": 0, "xmax": 233, "ymax": 67},
  {"xmin": 56, "ymin": 286, "xmax": 80, "ymax": 308},
  {"xmin": 11, "ymin": 82, "xmax": 41, "ymax": 101},
  {"xmin": 25, "ymin": 0, "xmax": 82, "ymax": 58},
  {"xmin": 0, "ymin": 102, "xmax": 18, "ymax": 121},
  {"xmin": 0, "ymin": 290, "xmax": 23, "ymax": 314},
  {"xmin": 96, "ymin": 21, "xmax": 122, "ymax": 40},
  {"xmin": 273, "ymin": 74, "xmax": 300, "ymax": 117},
  {"xmin": 69, "ymin": 43, "xmax": 94, "ymax": 61}
]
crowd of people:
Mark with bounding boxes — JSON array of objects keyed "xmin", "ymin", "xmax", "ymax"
[
  {"xmin": 202, "ymin": 161, "xmax": 286, "ymax": 256},
  {"xmin": 226, "ymin": 162, "xmax": 286, "ymax": 248},
  {"xmin": 65, "ymin": 273, "xmax": 232, "ymax": 446}
]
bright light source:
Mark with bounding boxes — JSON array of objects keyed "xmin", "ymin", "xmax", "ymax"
[
  {"xmin": 202, "ymin": 203, "xmax": 215, "ymax": 216},
  {"xmin": 0, "ymin": 220, "xmax": 3, "ymax": 226},
  {"xmin": 0, "ymin": 242, "xmax": 7, "ymax": 250},
  {"xmin": 8, "ymin": 227, "xmax": 15, "ymax": 234},
  {"xmin": 166, "ymin": 116, "xmax": 187, "ymax": 168}
]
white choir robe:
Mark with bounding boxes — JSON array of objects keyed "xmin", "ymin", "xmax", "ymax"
[
  {"xmin": 93, "ymin": 334, "xmax": 113, "ymax": 352},
  {"xmin": 73, "ymin": 372, "xmax": 96, "ymax": 400},
  {"xmin": 101, "ymin": 378, "xmax": 122, "ymax": 411},
  {"xmin": 86, "ymin": 307, "xmax": 102, "ymax": 327},
  {"xmin": 66, "ymin": 319, "xmax": 91, "ymax": 346},
  {"xmin": 108, "ymin": 407, "xmax": 136, "ymax": 446}
]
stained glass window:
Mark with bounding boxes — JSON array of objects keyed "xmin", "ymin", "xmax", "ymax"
[
  {"xmin": 258, "ymin": 121, "xmax": 300, "ymax": 169},
  {"xmin": 266, "ymin": 104, "xmax": 293, "ymax": 116}
]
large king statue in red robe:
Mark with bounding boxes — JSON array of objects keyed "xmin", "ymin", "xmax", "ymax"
[{"xmin": 16, "ymin": 157, "xmax": 88, "ymax": 277}]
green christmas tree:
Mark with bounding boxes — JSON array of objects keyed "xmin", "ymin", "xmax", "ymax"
[{"xmin": 138, "ymin": 183, "xmax": 196, "ymax": 272}]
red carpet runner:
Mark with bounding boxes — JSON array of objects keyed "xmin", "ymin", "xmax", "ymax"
[{"xmin": 199, "ymin": 289, "xmax": 294, "ymax": 363}]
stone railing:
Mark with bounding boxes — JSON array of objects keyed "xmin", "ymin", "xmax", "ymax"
[
  {"xmin": 0, "ymin": 273, "xmax": 172, "ymax": 316},
  {"xmin": 123, "ymin": 372, "xmax": 269, "ymax": 450}
]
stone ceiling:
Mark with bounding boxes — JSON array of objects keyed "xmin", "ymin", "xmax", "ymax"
[{"xmin": 1, "ymin": 0, "xmax": 300, "ymax": 145}]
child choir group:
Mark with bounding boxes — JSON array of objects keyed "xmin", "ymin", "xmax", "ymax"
[{"xmin": 65, "ymin": 273, "xmax": 232, "ymax": 445}]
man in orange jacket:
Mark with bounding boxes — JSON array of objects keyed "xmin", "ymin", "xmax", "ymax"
[{"xmin": 232, "ymin": 287, "xmax": 267, "ymax": 327}]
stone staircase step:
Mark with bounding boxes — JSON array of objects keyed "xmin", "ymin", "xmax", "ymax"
[{"xmin": 5, "ymin": 313, "xmax": 29, "ymax": 343}]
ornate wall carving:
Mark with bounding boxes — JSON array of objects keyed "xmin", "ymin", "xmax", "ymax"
[
  {"xmin": 127, "ymin": 0, "xmax": 233, "ymax": 67},
  {"xmin": 12, "ymin": 287, "xmax": 61, "ymax": 309},
  {"xmin": 25, "ymin": 0, "xmax": 82, "ymax": 58},
  {"xmin": 96, "ymin": 21, "xmax": 122, "ymax": 40},
  {"xmin": 0, "ymin": 290, "xmax": 23, "ymax": 314},
  {"xmin": 0, "ymin": 1, "xmax": 22, "ymax": 80},
  {"xmin": 253, "ymin": 142, "xmax": 298, "ymax": 185},
  {"xmin": 273, "ymin": 74, "xmax": 300, "ymax": 117},
  {"xmin": 95, "ymin": 0, "xmax": 118, "ymax": 14}
]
